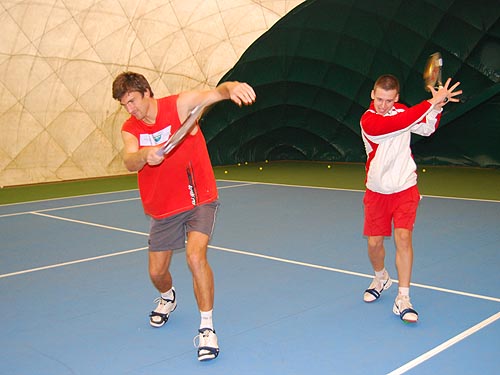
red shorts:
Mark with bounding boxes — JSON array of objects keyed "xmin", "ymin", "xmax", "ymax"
[{"xmin": 363, "ymin": 185, "xmax": 421, "ymax": 236}]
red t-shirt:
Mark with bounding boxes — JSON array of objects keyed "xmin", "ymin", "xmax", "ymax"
[{"xmin": 122, "ymin": 95, "xmax": 218, "ymax": 219}]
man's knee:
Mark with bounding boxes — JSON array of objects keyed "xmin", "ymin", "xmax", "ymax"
[
  {"xmin": 368, "ymin": 236, "xmax": 384, "ymax": 251},
  {"xmin": 395, "ymin": 229, "xmax": 413, "ymax": 253}
]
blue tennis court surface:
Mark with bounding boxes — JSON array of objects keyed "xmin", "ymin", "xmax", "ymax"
[{"xmin": 1, "ymin": 181, "xmax": 498, "ymax": 374}]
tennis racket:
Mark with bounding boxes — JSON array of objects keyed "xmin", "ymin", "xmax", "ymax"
[
  {"xmin": 156, "ymin": 104, "xmax": 204, "ymax": 156},
  {"xmin": 423, "ymin": 52, "xmax": 443, "ymax": 92}
]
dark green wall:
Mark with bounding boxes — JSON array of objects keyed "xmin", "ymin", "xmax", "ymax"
[{"xmin": 202, "ymin": 0, "xmax": 500, "ymax": 167}]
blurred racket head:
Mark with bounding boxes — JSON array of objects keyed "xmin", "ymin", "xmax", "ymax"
[{"xmin": 423, "ymin": 52, "xmax": 443, "ymax": 92}]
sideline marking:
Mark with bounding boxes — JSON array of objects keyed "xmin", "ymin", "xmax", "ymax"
[
  {"xmin": 387, "ymin": 311, "xmax": 500, "ymax": 375},
  {"xmin": 0, "ymin": 212, "xmax": 500, "ymax": 302},
  {"xmin": 4, "ymin": 212, "xmax": 499, "ymax": 304},
  {"xmin": 210, "ymin": 245, "xmax": 500, "ymax": 303},
  {"xmin": 0, "ymin": 247, "xmax": 147, "ymax": 279},
  {"xmin": 0, "ymin": 183, "xmax": 252, "ymax": 218},
  {"xmin": 30, "ymin": 211, "xmax": 147, "ymax": 235}
]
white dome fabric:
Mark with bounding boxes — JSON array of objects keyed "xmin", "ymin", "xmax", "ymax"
[{"xmin": 0, "ymin": 0, "xmax": 304, "ymax": 186}]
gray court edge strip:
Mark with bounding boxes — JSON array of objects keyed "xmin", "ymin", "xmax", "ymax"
[{"xmin": 386, "ymin": 311, "xmax": 500, "ymax": 375}]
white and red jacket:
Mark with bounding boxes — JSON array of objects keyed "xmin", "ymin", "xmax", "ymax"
[{"xmin": 360, "ymin": 101, "xmax": 442, "ymax": 194}]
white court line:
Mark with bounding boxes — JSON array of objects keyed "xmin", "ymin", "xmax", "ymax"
[
  {"xmin": 0, "ymin": 197, "xmax": 140, "ymax": 218},
  {"xmin": 387, "ymin": 311, "xmax": 500, "ymax": 375},
  {"xmin": 1, "ymin": 180, "xmax": 497, "ymax": 373},
  {"xmin": 218, "ymin": 182, "xmax": 257, "ymax": 189},
  {"xmin": 6, "ymin": 211, "xmax": 499, "ymax": 304},
  {"xmin": 0, "ymin": 182, "xmax": 252, "ymax": 218},
  {"xmin": 217, "ymin": 179, "xmax": 500, "ymax": 203},
  {"xmin": 0, "ymin": 246, "xmax": 147, "ymax": 279},
  {"xmin": 30, "ymin": 211, "xmax": 148, "ymax": 236},
  {"xmin": 0, "ymin": 188, "xmax": 139, "ymax": 207},
  {"xmin": 2, "ymin": 208, "xmax": 499, "ymax": 304},
  {"xmin": 218, "ymin": 178, "xmax": 363, "ymax": 193},
  {"xmin": 1, "ymin": 178, "xmax": 497, "ymax": 219},
  {"xmin": 1, "ymin": 215, "xmax": 498, "ymax": 374},
  {"xmin": 210, "ymin": 245, "xmax": 500, "ymax": 303}
]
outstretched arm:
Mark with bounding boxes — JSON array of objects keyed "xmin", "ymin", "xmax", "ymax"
[{"xmin": 176, "ymin": 81, "xmax": 256, "ymax": 122}]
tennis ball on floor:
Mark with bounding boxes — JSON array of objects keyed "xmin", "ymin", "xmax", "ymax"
[
  {"xmin": 327, "ymin": 165, "xmax": 332, "ymax": 169},
  {"xmin": 422, "ymin": 168, "xmax": 426, "ymax": 172},
  {"xmin": 259, "ymin": 166, "xmax": 263, "ymax": 171},
  {"xmin": 224, "ymin": 170, "xmax": 228, "ymax": 174},
  {"xmin": 237, "ymin": 163, "xmax": 241, "ymax": 167}
]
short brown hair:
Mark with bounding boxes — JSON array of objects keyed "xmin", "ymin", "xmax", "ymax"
[
  {"xmin": 112, "ymin": 71, "xmax": 154, "ymax": 100},
  {"xmin": 373, "ymin": 74, "xmax": 400, "ymax": 93}
]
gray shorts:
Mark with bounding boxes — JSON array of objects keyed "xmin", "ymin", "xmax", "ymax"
[{"xmin": 148, "ymin": 201, "xmax": 220, "ymax": 251}]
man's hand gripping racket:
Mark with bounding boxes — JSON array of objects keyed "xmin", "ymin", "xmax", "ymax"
[{"xmin": 156, "ymin": 104, "xmax": 204, "ymax": 156}]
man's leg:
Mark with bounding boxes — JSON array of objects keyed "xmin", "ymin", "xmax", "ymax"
[
  {"xmin": 149, "ymin": 250, "xmax": 174, "ymax": 293},
  {"xmin": 393, "ymin": 228, "xmax": 418, "ymax": 322},
  {"xmin": 368, "ymin": 235, "xmax": 385, "ymax": 272},
  {"xmin": 185, "ymin": 231, "xmax": 213, "ymax": 312},
  {"xmin": 363, "ymin": 235, "xmax": 392, "ymax": 302},
  {"xmin": 186, "ymin": 231, "xmax": 219, "ymax": 361},
  {"xmin": 148, "ymin": 250, "xmax": 177, "ymax": 327},
  {"xmin": 394, "ymin": 228, "xmax": 413, "ymax": 288}
]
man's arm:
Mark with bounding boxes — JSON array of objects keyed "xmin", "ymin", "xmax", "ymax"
[
  {"xmin": 361, "ymin": 101, "xmax": 433, "ymax": 136},
  {"xmin": 176, "ymin": 81, "xmax": 256, "ymax": 123},
  {"xmin": 121, "ymin": 131, "xmax": 163, "ymax": 172},
  {"xmin": 363, "ymin": 77, "xmax": 462, "ymax": 137}
]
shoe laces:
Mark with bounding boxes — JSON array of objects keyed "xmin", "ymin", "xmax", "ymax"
[
  {"xmin": 152, "ymin": 296, "xmax": 175, "ymax": 313},
  {"xmin": 369, "ymin": 277, "xmax": 388, "ymax": 291},
  {"xmin": 153, "ymin": 297, "xmax": 169, "ymax": 305},
  {"xmin": 193, "ymin": 329, "xmax": 216, "ymax": 348},
  {"xmin": 396, "ymin": 295, "xmax": 413, "ymax": 309}
]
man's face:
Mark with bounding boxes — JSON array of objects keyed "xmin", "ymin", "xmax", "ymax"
[
  {"xmin": 120, "ymin": 90, "xmax": 151, "ymax": 121},
  {"xmin": 371, "ymin": 87, "xmax": 399, "ymax": 115}
]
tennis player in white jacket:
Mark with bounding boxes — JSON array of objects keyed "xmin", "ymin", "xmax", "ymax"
[{"xmin": 360, "ymin": 74, "xmax": 462, "ymax": 323}]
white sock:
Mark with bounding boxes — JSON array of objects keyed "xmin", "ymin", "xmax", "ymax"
[
  {"xmin": 161, "ymin": 288, "xmax": 174, "ymax": 301},
  {"xmin": 375, "ymin": 268, "xmax": 387, "ymax": 280},
  {"xmin": 398, "ymin": 287, "xmax": 410, "ymax": 297},
  {"xmin": 200, "ymin": 309, "xmax": 214, "ymax": 330}
]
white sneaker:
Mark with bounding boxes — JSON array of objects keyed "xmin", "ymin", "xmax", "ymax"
[
  {"xmin": 363, "ymin": 273, "xmax": 392, "ymax": 302},
  {"xmin": 393, "ymin": 295, "xmax": 419, "ymax": 323},
  {"xmin": 149, "ymin": 288, "xmax": 177, "ymax": 328},
  {"xmin": 194, "ymin": 328, "xmax": 219, "ymax": 361}
]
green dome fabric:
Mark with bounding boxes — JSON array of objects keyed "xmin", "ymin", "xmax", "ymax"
[{"xmin": 202, "ymin": 0, "xmax": 500, "ymax": 167}]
